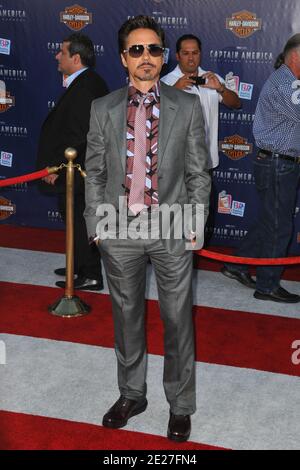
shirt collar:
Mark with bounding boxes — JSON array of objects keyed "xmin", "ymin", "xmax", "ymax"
[
  {"xmin": 280, "ymin": 63, "xmax": 298, "ymax": 80},
  {"xmin": 65, "ymin": 67, "xmax": 88, "ymax": 88},
  {"xmin": 128, "ymin": 81, "xmax": 160, "ymax": 105}
]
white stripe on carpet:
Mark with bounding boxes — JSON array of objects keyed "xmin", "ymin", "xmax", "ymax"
[
  {"xmin": 1, "ymin": 333, "xmax": 300, "ymax": 450},
  {"xmin": 1, "ymin": 247, "xmax": 300, "ymax": 318}
]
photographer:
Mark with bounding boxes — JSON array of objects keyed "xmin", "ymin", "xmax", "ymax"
[{"xmin": 161, "ymin": 34, "xmax": 240, "ymax": 168}]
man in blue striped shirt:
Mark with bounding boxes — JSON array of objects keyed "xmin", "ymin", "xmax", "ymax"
[{"xmin": 222, "ymin": 34, "xmax": 300, "ymax": 303}]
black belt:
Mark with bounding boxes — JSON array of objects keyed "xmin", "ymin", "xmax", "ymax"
[{"xmin": 258, "ymin": 148, "xmax": 300, "ymax": 164}]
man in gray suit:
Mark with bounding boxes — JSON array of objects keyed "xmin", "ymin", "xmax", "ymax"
[{"xmin": 84, "ymin": 16, "xmax": 211, "ymax": 442}]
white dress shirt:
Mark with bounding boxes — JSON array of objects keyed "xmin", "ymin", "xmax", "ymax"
[{"xmin": 161, "ymin": 65, "xmax": 224, "ymax": 168}]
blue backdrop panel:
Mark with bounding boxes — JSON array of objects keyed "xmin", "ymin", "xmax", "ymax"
[{"xmin": 1, "ymin": 0, "xmax": 300, "ymax": 252}]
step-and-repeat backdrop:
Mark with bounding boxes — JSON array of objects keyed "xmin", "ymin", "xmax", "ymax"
[{"xmin": 1, "ymin": 0, "xmax": 300, "ymax": 251}]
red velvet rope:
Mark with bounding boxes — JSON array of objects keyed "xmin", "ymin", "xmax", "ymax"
[
  {"xmin": 0, "ymin": 168, "xmax": 50, "ymax": 187},
  {"xmin": 198, "ymin": 249, "xmax": 300, "ymax": 266}
]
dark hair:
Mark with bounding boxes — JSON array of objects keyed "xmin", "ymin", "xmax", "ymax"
[
  {"xmin": 274, "ymin": 33, "xmax": 300, "ymax": 69},
  {"xmin": 176, "ymin": 34, "xmax": 202, "ymax": 53},
  {"xmin": 274, "ymin": 52, "xmax": 285, "ymax": 69},
  {"xmin": 118, "ymin": 15, "xmax": 165, "ymax": 53},
  {"xmin": 63, "ymin": 33, "xmax": 95, "ymax": 67}
]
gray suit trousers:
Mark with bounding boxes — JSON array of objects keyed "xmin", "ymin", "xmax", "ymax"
[{"xmin": 99, "ymin": 236, "xmax": 195, "ymax": 415}]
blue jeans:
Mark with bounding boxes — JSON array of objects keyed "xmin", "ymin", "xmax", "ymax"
[{"xmin": 226, "ymin": 153, "xmax": 300, "ymax": 292}]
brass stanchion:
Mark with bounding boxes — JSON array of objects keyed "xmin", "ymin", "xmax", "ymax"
[{"xmin": 49, "ymin": 147, "xmax": 91, "ymax": 317}]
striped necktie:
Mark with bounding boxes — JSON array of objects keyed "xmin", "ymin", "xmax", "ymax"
[{"xmin": 128, "ymin": 96, "xmax": 147, "ymax": 215}]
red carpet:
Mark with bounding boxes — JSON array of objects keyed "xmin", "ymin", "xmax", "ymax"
[
  {"xmin": 2, "ymin": 281, "xmax": 300, "ymax": 377},
  {"xmin": 0, "ymin": 224, "xmax": 65, "ymax": 253},
  {"xmin": 0, "ymin": 411, "xmax": 226, "ymax": 450},
  {"xmin": 1, "ymin": 225, "xmax": 300, "ymax": 450}
]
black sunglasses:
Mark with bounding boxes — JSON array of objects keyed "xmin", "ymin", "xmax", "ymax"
[{"xmin": 123, "ymin": 44, "xmax": 165, "ymax": 58}]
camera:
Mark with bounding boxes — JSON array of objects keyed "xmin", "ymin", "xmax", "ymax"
[{"xmin": 189, "ymin": 76, "xmax": 206, "ymax": 86}]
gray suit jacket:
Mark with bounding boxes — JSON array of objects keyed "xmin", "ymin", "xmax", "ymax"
[{"xmin": 84, "ymin": 81, "xmax": 211, "ymax": 255}]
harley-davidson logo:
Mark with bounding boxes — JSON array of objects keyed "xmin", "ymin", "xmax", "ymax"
[
  {"xmin": 0, "ymin": 196, "xmax": 16, "ymax": 220},
  {"xmin": 219, "ymin": 135, "xmax": 253, "ymax": 160},
  {"xmin": 0, "ymin": 90, "xmax": 15, "ymax": 113},
  {"xmin": 60, "ymin": 4, "xmax": 92, "ymax": 31},
  {"xmin": 226, "ymin": 10, "xmax": 262, "ymax": 38}
]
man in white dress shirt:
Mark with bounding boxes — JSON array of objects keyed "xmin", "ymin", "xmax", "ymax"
[{"xmin": 161, "ymin": 34, "xmax": 240, "ymax": 168}]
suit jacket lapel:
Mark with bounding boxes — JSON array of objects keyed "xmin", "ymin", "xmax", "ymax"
[
  {"xmin": 108, "ymin": 86, "xmax": 128, "ymax": 172},
  {"xmin": 158, "ymin": 82, "xmax": 179, "ymax": 171}
]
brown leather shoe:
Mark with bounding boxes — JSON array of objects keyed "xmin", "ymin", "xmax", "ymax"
[
  {"xmin": 167, "ymin": 412, "xmax": 191, "ymax": 442},
  {"xmin": 102, "ymin": 396, "xmax": 148, "ymax": 429}
]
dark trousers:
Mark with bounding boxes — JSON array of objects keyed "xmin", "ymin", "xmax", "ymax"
[
  {"xmin": 226, "ymin": 153, "xmax": 300, "ymax": 292},
  {"xmin": 58, "ymin": 192, "xmax": 102, "ymax": 281}
]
